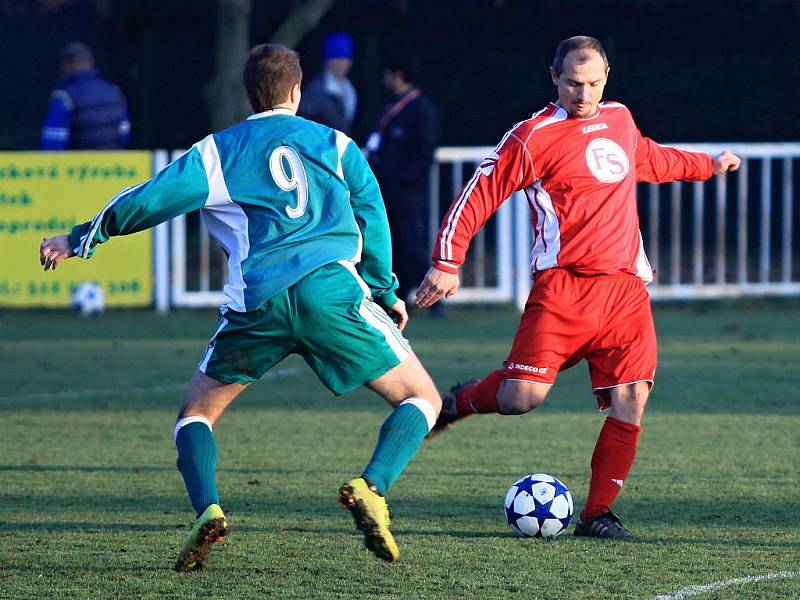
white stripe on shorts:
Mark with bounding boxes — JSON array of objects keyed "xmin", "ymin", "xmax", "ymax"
[
  {"xmin": 359, "ymin": 299, "xmax": 411, "ymax": 362},
  {"xmin": 198, "ymin": 313, "xmax": 229, "ymax": 373},
  {"xmin": 337, "ymin": 259, "xmax": 371, "ymax": 297},
  {"xmin": 335, "ymin": 260, "xmax": 411, "ymax": 361}
]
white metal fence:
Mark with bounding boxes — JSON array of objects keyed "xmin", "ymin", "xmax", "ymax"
[{"xmin": 152, "ymin": 143, "xmax": 800, "ymax": 311}]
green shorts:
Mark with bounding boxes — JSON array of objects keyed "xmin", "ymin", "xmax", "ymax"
[{"xmin": 198, "ymin": 261, "xmax": 411, "ymax": 395}]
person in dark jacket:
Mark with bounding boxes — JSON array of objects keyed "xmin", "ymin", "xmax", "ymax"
[
  {"xmin": 298, "ymin": 32, "xmax": 357, "ymax": 135},
  {"xmin": 366, "ymin": 53, "xmax": 441, "ymax": 313},
  {"xmin": 41, "ymin": 42, "xmax": 130, "ymax": 150}
]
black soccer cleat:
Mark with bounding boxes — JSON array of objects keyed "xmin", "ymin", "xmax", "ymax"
[
  {"xmin": 573, "ymin": 510, "xmax": 633, "ymax": 539},
  {"xmin": 426, "ymin": 380, "xmax": 478, "ymax": 439}
]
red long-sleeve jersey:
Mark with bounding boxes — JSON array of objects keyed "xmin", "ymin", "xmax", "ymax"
[{"xmin": 433, "ymin": 101, "xmax": 714, "ymax": 282}]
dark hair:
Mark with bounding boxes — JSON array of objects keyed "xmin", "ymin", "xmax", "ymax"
[
  {"xmin": 385, "ymin": 53, "xmax": 420, "ymax": 85},
  {"xmin": 243, "ymin": 44, "xmax": 302, "ymax": 112},
  {"xmin": 552, "ymin": 36, "xmax": 608, "ymax": 75}
]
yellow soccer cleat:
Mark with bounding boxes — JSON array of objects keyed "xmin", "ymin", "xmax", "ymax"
[
  {"xmin": 338, "ymin": 477, "xmax": 399, "ymax": 562},
  {"xmin": 173, "ymin": 503, "xmax": 229, "ymax": 572}
]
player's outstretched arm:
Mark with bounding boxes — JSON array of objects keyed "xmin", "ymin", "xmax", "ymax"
[
  {"xmin": 40, "ymin": 234, "xmax": 76, "ymax": 271},
  {"xmin": 415, "ymin": 267, "xmax": 460, "ymax": 308},
  {"xmin": 69, "ymin": 143, "xmax": 212, "ymax": 261},
  {"xmin": 712, "ymin": 150, "xmax": 741, "ymax": 175}
]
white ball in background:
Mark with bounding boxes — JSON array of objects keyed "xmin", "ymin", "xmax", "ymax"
[{"xmin": 70, "ymin": 282, "xmax": 106, "ymax": 317}]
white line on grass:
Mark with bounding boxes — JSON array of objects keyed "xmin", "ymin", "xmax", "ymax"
[
  {"xmin": 652, "ymin": 571, "xmax": 800, "ymax": 599},
  {"xmin": 0, "ymin": 367, "xmax": 302, "ymax": 404}
]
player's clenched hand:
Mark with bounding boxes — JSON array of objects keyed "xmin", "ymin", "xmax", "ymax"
[
  {"xmin": 387, "ymin": 298, "xmax": 409, "ymax": 331},
  {"xmin": 39, "ymin": 235, "xmax": 75, "ymax": 271},
  {"xmin": 712, "ymin": 150, "xmax": 741, "ymax": 175},
  {"xmin": 415, "ymin": 267, "xmax": 460, "ymax": 309}
]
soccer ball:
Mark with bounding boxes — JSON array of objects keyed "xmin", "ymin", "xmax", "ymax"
[
  {"xmin": 504, "ymin": 473, "xmax": 573, "ymax": 538},
  {"xmin": 71, "ymin": 282, "xmax": 105, "ymax": 317}
]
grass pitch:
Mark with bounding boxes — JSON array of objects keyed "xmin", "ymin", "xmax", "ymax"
[{"xmin": 1, "ymin": 302, "xmax": 798, "ymax": 599}]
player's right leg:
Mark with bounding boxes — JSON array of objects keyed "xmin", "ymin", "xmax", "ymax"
[
  {"xmin": 294, "ymin": 262, "xmax": 442, "ymax": 561},
  {"xmin": 430, "ymin": 269, "xmax": 592, "ymax": 436},
  {"xmin": 173, "ymin": 370, "xmax": 250, "ymax": 572},
  {"xmin": 429, "ymin": 375, "xmax": 553, "ymax": 437},
  {"xmin": 361, "ymin": 351, "xmax": 441, "ymax": 495},
  {"xmin": 338, "ymin": 352, "xmax": 441, "ymax": 562}
]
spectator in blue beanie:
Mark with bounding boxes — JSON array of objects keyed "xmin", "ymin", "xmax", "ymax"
[
  {"xmin": 298, "ymin": 32, "xmax": 357, "ymax": 135},
  {"xmin": 41, "ymin": 41, "xmax": 130, "ymax": 150}
]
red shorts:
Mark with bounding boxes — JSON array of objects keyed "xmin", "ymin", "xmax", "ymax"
[{"xmin": 504, "ymin": 268, "xmax": 657, "ymax": 409}]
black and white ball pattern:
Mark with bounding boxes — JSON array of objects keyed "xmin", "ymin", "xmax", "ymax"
[{"xmin": 504, "ymin": 473, "xmax": 573, "ymax": 538}]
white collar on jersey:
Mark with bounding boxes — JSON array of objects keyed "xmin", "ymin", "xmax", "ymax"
[
  {"xmin": 549, "ymin": 102, "xmax": 602, "ymax": 121},
  {"xmin": 247, "ymin": 107, "xmax": 296, "ymax": 120}
]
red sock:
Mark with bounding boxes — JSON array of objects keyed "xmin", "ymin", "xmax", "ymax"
[
  {"xmin": 580, "ymin": 416, "xmax": 642, "ymax": 520},
  {"xmin": 456, "ymin": 370, "xmax": 505, "ymax": 415}
]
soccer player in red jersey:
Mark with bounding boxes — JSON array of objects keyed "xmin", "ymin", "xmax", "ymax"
[{"xmin": 415, "ymin": 36, "xmax": 741, "ymax": 538}]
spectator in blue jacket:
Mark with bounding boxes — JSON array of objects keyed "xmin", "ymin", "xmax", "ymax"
[{"xmin": 41, "ymin": 42, "xmax": 131, "ymax": 150}]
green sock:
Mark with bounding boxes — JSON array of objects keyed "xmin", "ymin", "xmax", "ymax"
[
  {"xmin": 175, "ymin": 419, "xmax": 220, "ymax": 515},
  {"xmin": 363, "ymin": 400, "xmax": 432, "ymax": 496}
]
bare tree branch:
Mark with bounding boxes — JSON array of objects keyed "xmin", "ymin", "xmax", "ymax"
[
  {"xmin": 206, "ymin": 0, "xmax": 253, "ymax": 130},
  {"xmin": 269, "ymin": 0, "xmax": 336, "ymax": 47}
]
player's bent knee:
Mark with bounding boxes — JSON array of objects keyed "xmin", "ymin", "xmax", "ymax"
[
  {"xmin": 366, "ymin": 353, "xmax": 442, "ymax": 413},
  {"xmin": 609, "ymin": 383, "xmax": 650, "ymax": 423},
  {"xmin": 613, "ymin": 383, "xmax": 650, "ymax": 407},
  {"xmin": 177, "ymin": 370, "xmax": 249, "ymax": 423},
  {"xmin": 497, "ymin": 380, "xmax": 549, "ymax": 415}
]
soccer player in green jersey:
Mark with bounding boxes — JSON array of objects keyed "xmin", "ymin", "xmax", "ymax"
[{"xmin": 39, "ymin": 44, "xmax": 442, "ymax": 569}]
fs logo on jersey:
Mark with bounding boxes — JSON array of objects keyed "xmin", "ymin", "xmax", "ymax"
[{"xmin": 585, "ymin": 138, "xmax": 629, "ymax": 183}]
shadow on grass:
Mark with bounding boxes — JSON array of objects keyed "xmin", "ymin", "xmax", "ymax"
[
  {"xmin": 3, "ymin": 392, "xmax": 799, "ymax": 415},
  {"xmin": 3, "ymin": 521, "xmax": 168, "ymax": 532},
  {"xmin": 0, "ymin": 464, "xmax": 314, "ymax": 476},
  {"xmin": 3, "ymin": 484, "xmax": 798, "ymax": 542},
  {"xmin": 0, "ymin": 464, "xmax": 176, "ymax": 474},
  {"xmin": 3, "ymin": 521, "xmax": 797, "ymax": 555}
]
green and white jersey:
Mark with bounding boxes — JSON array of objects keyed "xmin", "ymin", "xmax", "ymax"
[{"xmin": 68, "ymin": 108, "xmax": 399, "ymax": 312}]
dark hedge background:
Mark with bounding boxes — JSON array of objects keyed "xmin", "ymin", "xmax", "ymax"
[{"xmin": 1, "ymin": 0, "xmax": 797, "ymax": 150}]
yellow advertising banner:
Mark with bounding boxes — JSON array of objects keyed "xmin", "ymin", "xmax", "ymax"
[{"xmin": 0, "ymin": 151, "xmax": 153, "ymax": 307}]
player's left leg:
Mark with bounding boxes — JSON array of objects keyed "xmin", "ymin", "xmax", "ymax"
[
  {"xmin": 175, "ymin": 370, "xmax": 249, "ymax": 518},
  {"xmin": 173, "ymin": 370, "xmax": 250, "ymax": 571},
  {"xmin": 574, "ymin": 382, "xmax": 649, "ymax": 539},
  {"xmin": 173, "ymin": 294, "xmax": 295, "ymax": 569},
  {"xmin": 575, "ymin": 276, "xmax": 656, "ymax": 539}
]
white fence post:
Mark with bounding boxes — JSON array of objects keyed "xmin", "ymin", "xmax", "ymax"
[{"xmin": 152, "ymin": 150, "xmax": 170, "ymax": 313}]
